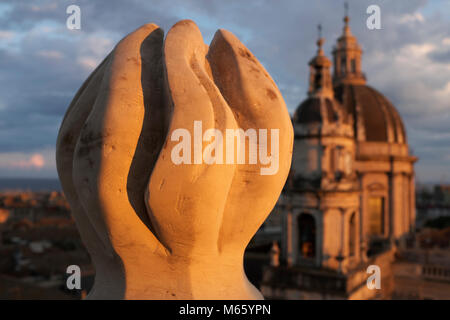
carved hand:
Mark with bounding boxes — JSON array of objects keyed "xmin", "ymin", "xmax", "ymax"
[{"xmin": 56, "ymin": 20, "xmax": 293, "ymax": 299}]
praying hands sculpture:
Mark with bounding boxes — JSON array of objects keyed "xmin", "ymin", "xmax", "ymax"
[{"xmin": 56, "ymin": 20, "xmax": 293, "ymax": 299}]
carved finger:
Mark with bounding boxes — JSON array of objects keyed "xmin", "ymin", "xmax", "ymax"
[
  {"xmin": 207, "ymin": 29, "xmax": 293, "ymax": 253},
  {"xmin": 72, "ymin": 24, "xmax": 167, "ymax": 256},
  {"xmin": 148, "ymin": 20, "xmax": 238, "ymax": 257}
]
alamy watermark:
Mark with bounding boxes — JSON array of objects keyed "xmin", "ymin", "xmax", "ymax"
[
  {"xmin": 170, "ymin": 121, "xmax": 280, "ymax": 176},
  {"xmin": 367, "ymin": 5, "xmax": 381, "ymax": 30},
  {"xmin": 66, "ymin": 4, "xmax": 381, "ymax": 32},
  {"xmin": 366, "ymin": 264, "xmax": 381, "ymax": 290},
  {"xmin": 66, "ymin": 5, "xmax": 81, "ymax": 30},
  {"xmin": 66, "ymin": 264, "xmax": 81, "ymax": 290}
]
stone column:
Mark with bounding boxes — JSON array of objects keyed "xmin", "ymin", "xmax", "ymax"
[
  {"xmin": 359, "ymin": 173, "xmax": 368, "ymax": 263},
  {"xmin": 286, "ymin": 208, "xmax": 294, "ymax": 267},
  {"xmin": 337, "ymin": 208, "xmax": 346, "ymax": 273},
  {"xmin": 270, "ymin": 241, "xmax": 280, "ymax": 267},
  {"xmin": 388, "ymin": 157, "xmax": 395, "ymax": 242},
  {"xmin": 410, "ymin": 173, "xmax": 416, "ymax": 232}
]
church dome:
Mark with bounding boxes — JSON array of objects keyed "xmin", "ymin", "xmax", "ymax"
[
  {"xmin": 330, "ymin": 14, "xmax": 407, "ymax": 145},
  {"xmin": 293, "ymin": 97, "xmax": 345, "ymax": 125},
  {"xmin": 334, "ymin": 84, "xmax": 407, "ymax": 144}
]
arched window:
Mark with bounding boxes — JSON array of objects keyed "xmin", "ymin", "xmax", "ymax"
[
  {"xmin": 333, "ymin": 146, "xmax": 344, "ymax": 180},
  {"xmin": 368, "ymin": 197, "xmax": 385, "ymax": 236},
  {"xmin": 351, "ymin": 59, "xmax": 356, "ymax": 73},
  {"xmin": 349, "ymin": 212, "xmax": 356, "ymax": 257},
  {"xmin": 298, "ymin": 213, "xmax": 316, "ymax": 258},
  {"xmin": 340, "ymin": 57, "xmax": 346, "ymax": 75},
  {"xmin": 314, "ymin": 67, "xmax": 323, "ymax": 89}
]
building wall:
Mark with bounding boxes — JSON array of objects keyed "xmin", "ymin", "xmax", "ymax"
[
  {"xmin": 286, "ymin": 192, "xmax": 359, "ymax": 271},
  {"xmin": 360, "ymin": 172, "xmax": 390, "ymax": 241},
  {"xmin": 347, "ymin": 249, "xmax": 395, "ymax": 300},
  {"xmin": 292, "ymin": 138, "xmax": 322, "ymax": 179},
  {"xmin": 322, "ymin": 208, "xmax": 342, "ymax": 269},
  {"xmin": 274, "ymin": 114, "xmax": 416, "ymax": 299},
  {"xmin": 393, "ymin": 262, "xmax": 450, "ymax": 300},
  {"xmin": 260, "ymin": 249, "xmax": 395, "ymax": 300}
]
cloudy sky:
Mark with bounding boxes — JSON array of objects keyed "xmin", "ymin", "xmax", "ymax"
[{"xmin": 0, "ymin": 0, "xmax": 449, "ymax": 184}]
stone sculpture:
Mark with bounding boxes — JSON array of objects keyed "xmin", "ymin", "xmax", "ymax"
[{"xmin": 56, "ymin": 20, "xmax": 293, "ymax": 299}]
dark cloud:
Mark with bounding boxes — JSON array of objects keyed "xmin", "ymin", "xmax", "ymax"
[
  {"xmin": 0, "ymin": 0, "xmax": 449, "ymax": 181},
  {"xmin": 428, "ymin": 49, "xmax": 450, "ymax": 63}
]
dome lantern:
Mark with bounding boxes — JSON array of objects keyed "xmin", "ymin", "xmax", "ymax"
[
  {"xmin": 308, "ymin": 25, "xmax": 334, "ymax": 99},
  {"xmin": 332, "ymin": 6, "xmax": 366, "ymax": 86}
]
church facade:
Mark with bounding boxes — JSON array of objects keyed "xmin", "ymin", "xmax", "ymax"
[{"xmin": 261, "ymin": 15, "xmax": 417, "ymax": 300}]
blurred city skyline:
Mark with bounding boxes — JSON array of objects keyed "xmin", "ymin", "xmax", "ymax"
[{"xmin": 0, "ymin": 0, "xmax": 449, "ymax": 184}]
